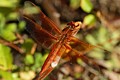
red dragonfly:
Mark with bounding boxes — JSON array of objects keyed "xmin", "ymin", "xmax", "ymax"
[{"xmin": 21, "ymin": 1, "xmax": 105, "ymax": 80}]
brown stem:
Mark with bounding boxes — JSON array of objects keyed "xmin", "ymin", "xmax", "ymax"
[
  {"xmin": 31, "ymin": 43, "xmax": 37, "ymax": 55},
  {"xmin": 0, "ymin": 38, "xmax": 24, "ymax": 53}
]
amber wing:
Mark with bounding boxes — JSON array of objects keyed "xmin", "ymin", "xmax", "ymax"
[
  {"xmin": 21, "ymin": 1, "xmax": 62, "ymax": 48},
  {"xmin": 23, "ymin": 17, "xmax": 58, "ymax": 48},
  {"xmin": 23, "ymin": 1, "xmax": 61, "ymax": 35},
  {"xmin": 62, "ymin": 37, "xmax": 96, "ymax": 61}
]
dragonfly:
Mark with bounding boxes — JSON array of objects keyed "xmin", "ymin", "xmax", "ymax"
[{"xmin": 21, "ymin": 1, "xmax": 107, "ymax": 80}]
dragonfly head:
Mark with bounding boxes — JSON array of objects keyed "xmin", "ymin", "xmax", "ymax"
[{"xmin": 67, "ymin": 21, "xmax": 82, "ymax": 36}]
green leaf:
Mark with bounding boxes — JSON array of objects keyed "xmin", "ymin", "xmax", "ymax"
[
  {"xmin": 5, "ymin": 23, "xmax": 17, "ymax": 32},
  {"xmin": 85, "ymin": 34, "xmax": 97, "ymax": 45},
  {"xmin": 18, "ymin": 21, "xmax": 26, "ymax": 31},
  {"xmin": 7, "ymin": 12, "xmax": 18, "ymax": 20},
  {"xmin": 83, "ymin": 14, "xmax": 96, "ymax": 26},
  {"xmin": 80, "ymin": 0, "xmax": 93, "ymax": 13},
  {"xmin": 87, "ymin": 50, "xmax": 105, "ymax": 59},
  {"xmin": 25, "ymin": 54, "xmax": 34, "ymax": 65},
  {"xmin": 70, "ymin": 0, "xmax": 81, "ymax": 9},
  {"xmin": 77, "ymin": 58, "xmax": 84, "ymax": 66},
  {"xmin": 0, "ymin": 7, "xmax": 13, "ymax": 15},
  {"xmin": 31, "ymin": 53, "xmax": 48, "ymax": 70},
  {"xmin": 0, "ymin": 44, "xmax": 13, "ymax": 70},
  {"xmin": 0, "ymin": 0, "xmax": 18, "ymax": 8},
  {"xmin": 22, "ymin": 39, "xmax": 34, "ymax": 53},
  {"xmin": 1, "ymin": 29, "xmax": 17, "ymax": 41},
  {"xmin": 0, "ymin": 70, "xmax": 13, "ymax": 80},
  {"xmin": 12, "ymin": 73, "xmax": 20, "ymax": 80},
  {"xmin": 98, "ymin": 26, "xmax": 108, "ymax": 43},
  {"xmin": 34, "ymin": 53, "xmax": 43, "ymax": 68},
  {"xmin": 0, "ymin": 23, "xmax": 17, "ymax": 41},
  {"xmin": 0, "ymin": 13, "xmax": 5, "ymax": 32}
]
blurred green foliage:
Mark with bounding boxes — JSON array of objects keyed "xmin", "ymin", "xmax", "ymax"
[
  {"xmin": 0, "ymin": 0, "xmax": 18, "ymax": 41},
  {"xmin": 0, "ymin": 0, "xmax": 19, "ymax": 79},
  {"xmin": 0, "ymin": 70, "xmax": 13, "ymax": 80},
  {"xmin": 80, "ymin": 0, "xmax": 93, "ymax": 13},
  {"xmin": 0, "ymin": 0, "xmax": 119, "ymax": 80},
  {"xmin": 85, "ymin": 25, "xmax": 120, "ymax": 70},
  {"xmin": 70, "ymin": 0, "xmax": 81, "ymax": 9},
  {"xmin": 22, "ymin": 39, "xmax": 34, "ymax": 53},
  {"xmin": 83, "ymin": 14, "xmax": 96, "ymax": 26},
  {"xmin": 0, "ymin": 44, "xmax": 13, "ymax": 70}
]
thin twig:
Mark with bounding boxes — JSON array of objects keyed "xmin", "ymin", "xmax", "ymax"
[
  {"xmin": 13, "ymin": 33, "xmax": 24, "ymax": 44},
  {"xmin": 31, "ymin": 43, "xmax": 37, "ymax": 55},
  {"xmin": 0, "ymin": 38, "xmax": 24, "ymax": 53}
]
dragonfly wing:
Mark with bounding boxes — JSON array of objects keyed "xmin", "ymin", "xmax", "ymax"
[
  {"xmin": 23, "ymin": 1, "xmax": 61, "ymax": 36},
  {"xmin": 22, "ymin": 16, "xmax": 57, "ymax": 48},
  {"xmin": 70, "ymin": 37, "xmax": 95, "ymax": 54},
  {"xmin": 20, "ymin": 1, "xmax": 62, "ymax": 48},
  {"xmin": 62, "ymin": 37, "xmax": 96, "ymax": 61}
]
